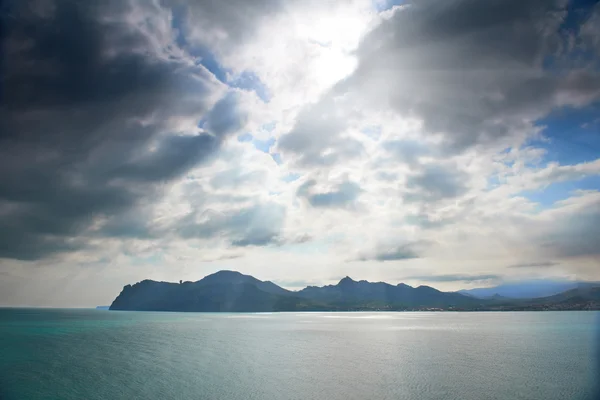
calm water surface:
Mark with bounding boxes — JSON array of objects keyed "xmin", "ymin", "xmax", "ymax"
[{"xmin": 1, "ymin": 309, "xmax": 599, "ymax": 400}]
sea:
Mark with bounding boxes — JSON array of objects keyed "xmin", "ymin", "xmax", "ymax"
[{"xmin": 1, "ymin": 309, "xmax": 599, "ymax": 400}]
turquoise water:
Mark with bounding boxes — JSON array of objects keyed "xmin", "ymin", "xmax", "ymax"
[{"xmin": 1, "ymin": 309, "xmax": 599, "ymax": 400}]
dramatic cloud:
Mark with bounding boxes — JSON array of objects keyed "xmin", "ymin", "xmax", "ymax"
[
  {"xmin": 1, "ymin": 0, "xmax": 599, "ymax": 306},
  {"xmin": 0, "ymin": 0, "xmax": 247, "ymax": 260},
  {"xmin": 345, "ymin": 0, "xmax": 600, "ymax": 150},
  {"xmin": 282, "ymin": 0, "xmax": 600, "ymax": 165}
]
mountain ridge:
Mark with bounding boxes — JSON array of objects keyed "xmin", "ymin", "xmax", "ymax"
[{"xmin": 109, "ymin": 271, "xmax": 600, "ymax": 312}]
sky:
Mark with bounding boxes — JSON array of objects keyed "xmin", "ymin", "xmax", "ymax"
[{"xmin": 1, "ymin": 0, "xmax": 600, "ymax": 307}]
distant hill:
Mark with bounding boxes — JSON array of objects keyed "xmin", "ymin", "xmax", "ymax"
[
  {"xmin": 109, "ymin": 271, "xmax": 600, "ymax": 312},
  {"xmin": 95, "ymin": 306, "xmax": 110, "ymax": 310},
  {"xmin": 457, "ymin": 280, "xmax": 600, "ymax": 299},
  {"xmin": 483, "ymin": 285, "xmax": 600, "ymax": 311},
  {"xmin": 530, "ymin": 286, "xmax": 600, "ymax": 305}
]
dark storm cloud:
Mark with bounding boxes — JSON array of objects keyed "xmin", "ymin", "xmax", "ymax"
[
  {"xmin": 113, "ymin": 134, "xmax": 222, "ymax": 183},
  {"xmin": 297, "ymin": 180, "xmax": 362, "ymax": 209},
  {"xmin": 0, "ymin": 0, "xmax": 246, "ymax": 260}
]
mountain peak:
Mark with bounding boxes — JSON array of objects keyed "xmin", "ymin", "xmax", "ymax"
[
  {"xmin": 199, "ymin": 270, "xmax": 251, "ymax": 284},
  {"xmin": 196, "ymin": 270, "xmax": 290, "ymax": 296},
  {"xmin": 338, "ymin": 276, "xmax": 356, "ymax": 285},
  {"xmin": 208, "ymin": 270, "xmax": 245, "ymax": 277}
]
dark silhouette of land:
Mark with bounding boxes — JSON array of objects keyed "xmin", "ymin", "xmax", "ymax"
[{"xmin": 109, "ymin": 270, "xmax": 600, "ymax": 312}]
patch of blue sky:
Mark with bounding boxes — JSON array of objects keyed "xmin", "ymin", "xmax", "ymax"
[
  {"xmin": 237, "ymin": 133, "xmax": 277, "ymax": 154},
  {"xmin": 505, "ymin": 159, "xmax": 517, "ymax": 170},
  {"xmin": 372, "ymin": 0, "xmax": 405, "ymax": 13},
  {"xmin": 544, "ymin": 0, "xmax": 599, "ymax": 70},
  {"xmin": 522, "ymin": 101, "xmax": 600, "ymax": 208},
  {"xmin": 188, "ymin": 47, "xmax": 229, "ymax": 83},
  {"xmin": 261, "ymin": 121, "xmax": 277, "ymax": 132},
  {"xmin": 171, "ymin": 4, "xmax": 188, "ymax": 48},
  {"xmin": 171, "ymin": 10, "xmax": 271, "ymax": 102},
  {"xmin": 252, "ymin": 137, "xmax": 276, "ymax": 153},
  {"xmin": 532, "ymin": 102, "xmax": 600, "ymax": 166},
  {"xmin": 171, "ymin": 5, "xmax": 228, "ymax": 83},
  {"xmin": 361, "ymin": 125, "xmax": 382, "ymax": 140},
  {"xmin": 282, "ymin": 173, "xmax": 301, "ymax": 183},
  {"xmin": 228, "ymin": 71, "xmax": 271, "ymax": 103},
  {"xmin": 237, "ymin": 132, "xmax": 253, "ymax": 142},
  {"xmin": 559, "ymin": 0, "xmax": 598, "ymax": 33},
  {"xmin": 486, "ymin": 175, "xmax": 501, "ymax": 190},
  {"xmin": 193, "ymin": 52, "xmax": 271, "ymax": 102},
  {"xmin": 271, "ymin": 153, "xmax": 283, "ymax": 165},
  {"xmin": 517, "ymin": 175, "xmax": 600, "ymax": 209}
]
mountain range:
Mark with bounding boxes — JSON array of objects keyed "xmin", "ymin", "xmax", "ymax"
[
  {"xmin": 458, "ymin": 280, "xmax": 600, "ymax": 299},
  {"xmin": 109, "ymin": 270, "xmax": 600, "ymax": 312}
]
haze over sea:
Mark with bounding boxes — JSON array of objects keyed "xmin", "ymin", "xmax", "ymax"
[{"xmin": 1, "ymin": 309, "xmax": 599, "ymax": 400}]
